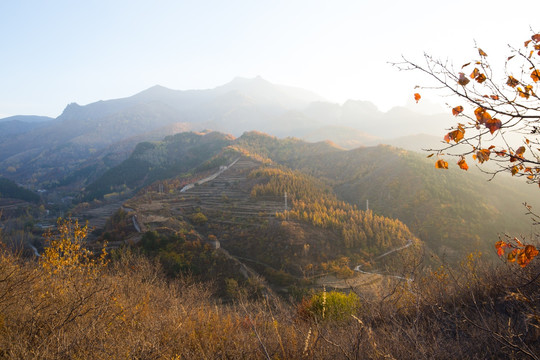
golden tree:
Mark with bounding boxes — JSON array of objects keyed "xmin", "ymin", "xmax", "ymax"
[{"xmin": 40, "ymin": 218, "xmax": 108, "ymax": 275}]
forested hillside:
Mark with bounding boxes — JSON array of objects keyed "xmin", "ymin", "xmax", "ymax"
[
  {"xmin": 0, "ymin": 177, "xmax": 40, "ymax": 203},
  {"xmin": 278, "ymin": 145, "xmax": 536, "ymax": 259},
  {"xmin": 89, "ymin": 130, "xmax": 535, "ymax": 264},
  {"xmin": 84, "ymin": 131, "xmax": 234, "ymax": 200}
]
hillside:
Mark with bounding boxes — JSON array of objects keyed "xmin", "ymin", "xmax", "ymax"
[
  {"xmin": 280, "ymin": 145, "xmax": 537, "ymax": 260},
  {"xmin": 0, "ymin": 177, "xmax": 40, "ymax": 203},
  {"xmin": 113, "ymin": 151, "xmax": 420, "ymax": 293},
  {"xmin": 90, "ymin": 131, "xmax": 539, "ymax": 266},
  {"xmin": 83, "ymin": 131, "xmax": 235, "ymax": 200}
]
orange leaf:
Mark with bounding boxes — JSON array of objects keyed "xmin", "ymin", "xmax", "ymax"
[
  {"xmin": 445, "ymin": 128, "xmax": 465, "ymax": 143},
  {"xmin": 532, "ymin": 34, "xmax": 540, "ymax": 42},
  {"xmin": 507, "ymin": 249, "xmax": 518, "ymax": 263},
  {"xmin": 495, "ymin": 240, "xmax": 510, "ymax": 257},
  {"xmin": 461, "ymin": 62, "xmax": 471, "ymax": 69},
  {"xmin": 511, "ymin": 166, "xmax": 519, "ymax": 175},
  {"xmin": 470, "ymin": 68, "xmax": 480, "ymax": 79},
  {"xmin": 457, "ymin": 158, "xmax": 468, "ymax": 171},
  {"xmin": 475, "ymin": 73, "xmax": 487, "ymax": 83},
  {"xmin": 490, "ymin": 95, "xmax": 499, "ymax": 100},
  {"xmin": 485, "ymin": 118, "xmax": 502, "ymax": 134},
  {"xmin": 474, "ymin": 107, "xmax": 492, "ymax": 125},
  {"xmin": 525, "ymin": 40, "xmax": 532, "ymax": 47},
  {"xmin": 518, "ymin": 87, "xmax": 530, "ymax": 99},
  {"xmin": 458, "ymin": 72, "xmax": 470, "ymax": 86},
  {"xmin": 452, "ymin": 106, "xmax": 464, "ymax": 116},
  {"xmin": 506, "ymin": 76, "xmax": 519, "ymax": 87},
  {"xmin": 414, "ymin": 93, "xmax": 421, "ymax": 103},
  {"xmin": 531, "ymin": 70, "xmax": 540, "ymax": 83},
  {"xmin": 476, "ymin": 149, "xmax": 490, "ymax": 163},
  {"xmin": 516, "ymin": 246, "xmax": 538, "ymax": 267},
  {"xmin": 524, "ymin": 244, "xmax": 539, "ymax": 260},
  {"xmin": 474, "ymin": 107, "xmax": 485, "ymax": 121},
  {"xmin": 478, "ymin": 48, "xmax": 488, "ymax": 57},
  {"xmin": 435, "ymin": 159, "xmax": 448, "ymax": 169}
]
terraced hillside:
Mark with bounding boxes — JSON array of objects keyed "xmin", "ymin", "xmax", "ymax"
[
  {"xmin": 125, "ymin": 157, "xmax": 283, "ymax": 242},
  {"xmin": 118, "ymin": 153, "xmax": 420, "ymax": 295}
]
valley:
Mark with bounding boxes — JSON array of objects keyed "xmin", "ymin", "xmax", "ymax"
[{"xmin": 1, "ymin": 81, "xmax": 538, "ymax": 360}]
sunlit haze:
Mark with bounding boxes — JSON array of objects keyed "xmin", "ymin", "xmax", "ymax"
[{"xmin": 1, "ymin": 0, "xmax": 538, "ymax": 118}]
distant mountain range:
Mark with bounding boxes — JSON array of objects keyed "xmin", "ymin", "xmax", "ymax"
[{"xmin": 0, "ymin": 77, "xmax": 453, "ymax": 186}]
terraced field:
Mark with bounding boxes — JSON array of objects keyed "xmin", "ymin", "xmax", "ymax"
[
  {"xmin": 131, "ymin": 157, "xmax": 284, "ymax": 234},
  {"xmin": 173, "ymin": 158, "xmax": 283, "ymax": 223}
]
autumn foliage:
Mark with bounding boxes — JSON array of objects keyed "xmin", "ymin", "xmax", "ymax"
[
  {"xmin": 496, "ymin": 237, "xmax": 539, "ymax": 267},
  {"xmin": 401, "ymin": 33, "xmax": 540, "ymax": 184},
  {"xmin": 398, "ymin": 33, "xmax": 540, "ymax": 267}
]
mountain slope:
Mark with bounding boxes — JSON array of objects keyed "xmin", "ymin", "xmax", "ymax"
[
  {"xmin": 279, "ymin": 145, "xmax": 536, "ymax": 259},
  {"xmin": 84, "ymin": 131, "xmax": 235, "ymax": 200},
  {"xmin": 93, "ymin": 131, "xmax": 537, "ymax": 263},
  {"xmin": 118, "ymin": 151, "xmax": 420, "ymax": 289}
]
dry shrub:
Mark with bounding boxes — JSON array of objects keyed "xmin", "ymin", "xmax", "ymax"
[{"xmin": 0, "ymin": 220, "xmax": 538, "ymax": 359}]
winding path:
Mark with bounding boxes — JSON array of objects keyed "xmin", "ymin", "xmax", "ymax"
[{"xmin": 353, "ymin": 239, "xmax": 414, "ymax": 282}]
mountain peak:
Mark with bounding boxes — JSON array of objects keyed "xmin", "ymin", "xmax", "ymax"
[
  {"xmin": 135, "ymin": 84, "xmax": 177, "ymax": 98},
  {"xmin": 223, "ymin": 76, "xmax": 272, "ymax": 89}
]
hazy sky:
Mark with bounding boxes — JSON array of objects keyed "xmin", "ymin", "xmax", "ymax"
[{"xmin": 1, "ymin": 1, "xmax": 538, "ymax": 118}]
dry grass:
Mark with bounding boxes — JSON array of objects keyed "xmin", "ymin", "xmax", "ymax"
[{"xmin": 0, "ymin": 239, "xmax": 538, "ymax": 359}]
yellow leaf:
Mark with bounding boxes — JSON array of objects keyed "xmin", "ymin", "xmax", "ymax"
[
  {"xmin": 507, "ymin": 249, "xmax": 518, "ymax": 263},
  {"xmin": 518, "ymin": 87, "xmax": 530, "ymax": 99}
]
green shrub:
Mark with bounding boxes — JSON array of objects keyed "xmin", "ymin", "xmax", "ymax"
[{"xmin": 301, "ymin": 289, "xmax": 360, "ymax": 321}]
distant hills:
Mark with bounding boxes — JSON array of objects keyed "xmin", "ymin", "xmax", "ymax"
[
  {"xmin": 85, "ymin": 130, "xmax": 536, "ymax": 263},
  {"xmin": 0, "ymin": 77, "xmax": 454, "ymax": 187}
]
